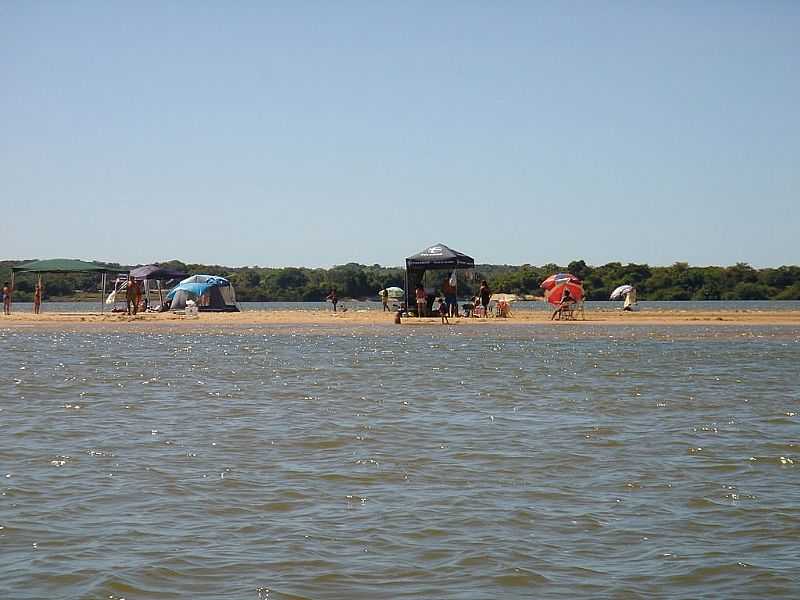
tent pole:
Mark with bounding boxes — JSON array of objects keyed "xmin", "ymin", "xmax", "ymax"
[
  {"xmin": 404, "ymin": 268, "xmax": 408, "ymax": 314},
  {"xmin": 158, "ymin": 280, "xmax": 163, "ymax": 305},
  {"xmin": 101, "ymin": 272, "xmax": 106, "ymax": 314}
]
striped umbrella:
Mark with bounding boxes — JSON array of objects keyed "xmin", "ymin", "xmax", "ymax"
[
  {"xmin": 540, "ymin": 273, "xmax": 581, "ymax": 291},
  {"xmin": 610, "ymin": 285, "xmax": 634, "ymax": 300}
]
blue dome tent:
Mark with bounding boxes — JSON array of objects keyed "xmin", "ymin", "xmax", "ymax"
[{"xmin": 166, "ymin": 275, "xmax": 239, "ymax": 312}]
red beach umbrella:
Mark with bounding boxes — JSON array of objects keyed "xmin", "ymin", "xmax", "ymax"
[{"xmin": 540, "ymin": 273, "xmax": 582, "ymax": 291}]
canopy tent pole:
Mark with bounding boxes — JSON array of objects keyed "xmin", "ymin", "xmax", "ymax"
[
  {"xmin": 404, "ymin": 270, "xmax": 409, "ymax": 314},
  {"xmin": 100, "ymin": 272, "xmax": 106, "ymax": 314},
  {"xmin": 158, "ymin": 280, "xmax": 163, "ymax": 305}
]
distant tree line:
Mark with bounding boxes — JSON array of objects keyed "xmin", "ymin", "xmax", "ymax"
[{"xmin": 2, "ymin": 259, "xmax": 800, "ymax": 302}]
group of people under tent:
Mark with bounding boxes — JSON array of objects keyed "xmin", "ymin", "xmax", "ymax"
[
  {"xmin": 2, "ymin": 275, "xmax": 169, "ymax": 317},
  {"xmin": 413, "ymin": 278, "xmax": 494, "ymax": 320},
  {"xmin": 108, "ymin": 275, "xmax": 160, "ymax": 315}
]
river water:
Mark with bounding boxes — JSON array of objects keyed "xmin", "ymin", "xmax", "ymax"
[{"xmin": 1, "ymin": 323, "xmax": 799, "ymax": 599}]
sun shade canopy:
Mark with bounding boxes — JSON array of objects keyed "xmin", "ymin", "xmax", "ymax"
[
  {"xmin": 405, "ymin": 243, "xmax": 475, "ymax": 270},
  {"xmin": 12, "ymin": 259, "xmax": 111, "ymax": 273},
  {"xmin": 129, "ymin": 265, "xmax": 186, "ymax": 280}
]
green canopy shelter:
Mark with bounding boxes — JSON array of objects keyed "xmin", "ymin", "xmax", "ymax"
[{"xmin": 11, "ymin": 259, "xmax": 113, "ymax": 313}]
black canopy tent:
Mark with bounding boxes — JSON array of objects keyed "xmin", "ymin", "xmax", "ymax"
[
  {"xmin": 129, "ymin": 265, "xmax": 185, "ymax": 280},
  {"xmin": 10, "ymin": 259, "xmax": 115, "ymax": 313},
  {"xmin": 405, "ymin": 243, "xmax": 475, "ymax": 313},
  {"xmin": 128, "ymin": 264, "xmax": 186, "ymax": 308}
]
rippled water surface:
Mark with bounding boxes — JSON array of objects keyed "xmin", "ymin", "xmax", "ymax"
[{"xmin": 1, "ymin": 324, "xmax": 799, "ymax": 599}]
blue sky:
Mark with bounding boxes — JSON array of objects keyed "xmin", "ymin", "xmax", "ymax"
[{"xmin": 1, "ymin": 2, "xmax": 798, "ymax": 268}]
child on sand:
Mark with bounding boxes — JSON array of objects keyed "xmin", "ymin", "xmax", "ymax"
[{"xmin": 438, "ymin": 298, "xmax": 449, "ymax": 324}]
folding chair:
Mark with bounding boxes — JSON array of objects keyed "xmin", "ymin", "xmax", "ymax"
[
  {"xmin": 558, "ymin": 302, "xmax": 575, "ymax": 320},
  {"xmin": 573, "ymin": 298, "xmax": 585, "ymax": 320},
  {"xmin": 555, "ymin": 299, "xmax": 584, "ymax": 320}
]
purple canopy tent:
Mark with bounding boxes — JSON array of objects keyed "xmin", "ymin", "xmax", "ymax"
[{"xmin": 127, "ymin": 264, "xmax": 186, "ymax": 308}]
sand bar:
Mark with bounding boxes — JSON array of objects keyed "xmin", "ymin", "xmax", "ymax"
[{"xmin": 2, "ymin": 308, "xmax": 800, "ymax": 331}]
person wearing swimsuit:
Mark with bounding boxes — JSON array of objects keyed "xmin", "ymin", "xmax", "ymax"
[
  {"xmin": 2, "ymin": 281, "xmax": 12, "ymax": 316},
  {"xmin": 33, "ymin": 283, "xmax": 42, "ymax": 314},
  {"xmin": 415, "ymin": 284, "xmax": 427, "ymax": 317},
  {"xmin": 126, "ymin": 276, "xmax": 138, "ymax": 315}
]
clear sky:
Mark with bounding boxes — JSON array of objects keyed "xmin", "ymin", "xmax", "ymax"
[{"xmin": 1, "ymin": 2, "xmax": 798, "ymax": 268}]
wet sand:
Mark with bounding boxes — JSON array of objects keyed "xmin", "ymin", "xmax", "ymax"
[{"xmin": 2, "ymin": 308, "xmax": 800, "ymax": 331}]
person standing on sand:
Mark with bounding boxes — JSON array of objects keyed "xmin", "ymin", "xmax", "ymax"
[
  {"xmin": 2, "ymin": 281, "xmax": 12, "ymax": 315},
  {"xmin": 135, "ymin": 278, "xmax": 143, "ymax": 313},
  {"xmin": 33, "ymin": 283, "xmax": 42, "ymax": 314},
  {"xmin": 442, "ymin": 277, "xmax": 458, "ymax": 317},
  {"xmin": 327, "ymin": 288, "xmax": 338, "ymax": 312},
  {"xmin": 415, "ymin": 284, "xmax": 427, "ymax": 317},
  {"xmin": 478, "ymin": 280, "xmax": 491, "ymax": 318},
  {"xmin": 623, "ymin": 288, "xmax": 637, "ymax": 311},
  {"xmin": 382, "ymin": 288, "xmax": 390, "ymax": 312},
  {"xmin": 126, "ymin": 276, "xmax": 138, "ymax": 315}
]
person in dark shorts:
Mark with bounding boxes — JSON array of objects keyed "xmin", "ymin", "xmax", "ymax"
[
  {"xmin": 442, "ymin": 277, "xmax": 458, "ymax": 317},
  {"xmin": 478, "ymin": 280, "xmax": 491, "ymax": 318},
  {"xmin": 437, "ymin": 298, "xmax": 449, "ymax": 324}
]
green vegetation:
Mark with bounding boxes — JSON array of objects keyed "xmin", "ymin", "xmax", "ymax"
[{"xmin": 2, "ymin": 259, "xmax": 800, "ymax": 302}]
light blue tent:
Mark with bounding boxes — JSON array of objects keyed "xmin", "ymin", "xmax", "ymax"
[{"xmin": 166, "ymin": 275, "xmax": 239, "ymax": 312}]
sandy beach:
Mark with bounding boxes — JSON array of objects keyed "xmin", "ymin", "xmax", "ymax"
[{"xmin": 2, "ymin": 308, "xmax": 800, "ymax": 330}]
